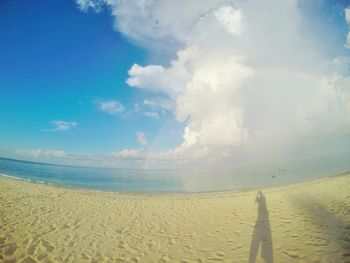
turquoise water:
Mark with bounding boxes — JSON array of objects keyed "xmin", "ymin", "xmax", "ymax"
[{"xmin": 0, "ymin": 154, "xmax": 349, "ymax": 193}]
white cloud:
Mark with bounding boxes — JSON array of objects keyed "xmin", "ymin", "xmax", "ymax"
[
  {"xmin": 345, "ymin": 8, "xmax": 350, "ymax": 48},
  {"xmin": 95, "ymin": 100, "xmax": 125, "ymax": 115},
  {"xmin": 126, "ymin": 61, "xmax": 190, "ymax": 99},
  {"xmin": 346, "ymin": 32, "xmax": 350, "ymax": 49},
  {"xmin": 345, "ymin": 7, "xmax": 350, "ymax": 24},
  {"xmin": 136, "ymin": 131, "xmax": 148, "ymax": 146},
  {"xmin": 143, "ymin": 97, "xmax": 175, "ymax": 110},
  {"xmin": 100, "ymin": 0, "xmax": 225, "ymax": 51},
  {"xmin": 77, "ymin": 0, "xmax": 350, "ymax": 164},
  {"xmin": 127, "ymin": 64, "xmax": 165, "ymax": 90},
  {"xmin": 143, "ymin": 111, "xmax": 159, "ymax": 119},
  {"xmin": 132, "ymin": 98, "xmax": 173, "ymax": 119},
  {"xmin": 143, "ymin": 99, "xmax": 155, "ymax": 106},
  {"xmin": 76, "ymin": 0, "xmax": 104, "ymax": 12},
  {"xmin": 214, "ymin": 6, "xmax": 242, "ymax": 36},
  {"xmin": 44, "ymin": 120, "xmax": 78, "ymax": 132}
]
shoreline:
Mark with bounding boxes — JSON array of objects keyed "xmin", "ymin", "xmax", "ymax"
[{"xmin": 0, "ymin": 171, "xmax": 348, "ymax": 197}]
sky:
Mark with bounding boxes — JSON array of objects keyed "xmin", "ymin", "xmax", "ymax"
[{"xmin": 0, "ymin": 0, "xmax": 350, "ymax": 168}]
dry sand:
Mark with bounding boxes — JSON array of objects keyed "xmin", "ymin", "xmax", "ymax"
[{"xmin": 0, "ymin": 174, "xmax": 350, "ymax": 263}]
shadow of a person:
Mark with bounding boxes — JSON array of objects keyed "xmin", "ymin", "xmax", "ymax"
[{"xmin": 248, "ymin": 191, "xmax": 274, "ymax": 263}]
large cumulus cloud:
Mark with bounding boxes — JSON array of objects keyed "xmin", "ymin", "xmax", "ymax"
[{"xmin": 77, "ymin": 0, "xmax": 350, "ymax": 166}]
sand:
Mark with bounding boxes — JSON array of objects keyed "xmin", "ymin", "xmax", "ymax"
[{"xmin": 0, "ymin": 174, "xmax": 349, "ymax": 263}]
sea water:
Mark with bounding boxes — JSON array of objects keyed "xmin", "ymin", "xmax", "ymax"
[{"xmin": 0, "ymin": 153, "xmax": 349, "ymax": 193}]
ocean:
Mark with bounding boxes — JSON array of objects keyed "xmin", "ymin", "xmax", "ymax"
[{"xmin": 0, "ymin": 153, "xmax": 349, "ymax": 193}]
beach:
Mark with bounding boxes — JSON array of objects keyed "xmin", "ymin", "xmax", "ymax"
[{"xmin": 0, "ymin": 174, "xmax": 349, "ymax": 263}]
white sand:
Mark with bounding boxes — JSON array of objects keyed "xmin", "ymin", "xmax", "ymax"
[{"xmin": 0, "ymin": 174, "xmax": 349, "ymax": 262}]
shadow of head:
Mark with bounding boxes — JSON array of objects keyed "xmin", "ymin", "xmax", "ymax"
[{"xmin": 256, "ymin": 191, "xmax": 265, "ymax": 203}]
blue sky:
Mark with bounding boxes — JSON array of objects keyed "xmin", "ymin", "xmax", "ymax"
[
  {"xmin": 0, "ymin": 0, "xmax": 350, "ymax": 168},
  {"xmin": 0, "ymin": 0, "xmax": 183, "ymax": 161}
]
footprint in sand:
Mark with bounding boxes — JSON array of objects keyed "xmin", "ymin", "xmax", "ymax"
[
  {"xmin": 74, "ymin": 219, "xmax": 82, "ymax": 225},
  {"xmin": 37, "ymin": 253, "xmax": 48, "ymax": 261},
  {"xmin": 216, "ymin": 252, "xmax": 224, "ymax": 257},
  {"xmin": 20, "ymin": 256, "xmax": 36, "ymax": 263},
  {"xmin": 3, "ymin": 243, "xmax": 17, "ymax": 256},
  {"xmin": 68, "ymin": 240, "xmax": 76, "ymax": 247},
  {"xmin": 185, "ymin": 244, "xmax": 193, "ymax": 251},
  {"xmin": 206, "ymin": 256, "xmax": 224, "ymax": 261},
  {"xmin": 115, "ymin": 229, "xmax": 123, "ymax": 234},
  {"xmin": 27, "ymin": 243, "xmax": 37, "ymax": 255},
  {"xmin": 159, "ymin": 254, "xmax": 170, "ymax": 262},
  {"xmin": 206, "ymin": 251, "xmax": 225, "ymax": 261},
  {"xmin": 131, "ymin": 256, "xmax": 140, "ymax": 263},
  {"xmin": 64, "ymin": 234, "xmax": 73, "ymax": 242},
  {"xmin": 81, "ymin": 252, "xmax": 91, "ymax": 260},
  {"xmin": 168, "ymin": 238, "xmax": 176, "ymax": 245},
  {"xmin": 147, "ymin": 240, "xmax": 155, "ymax": 249},
  {"xmin": 283, "ymin": 249, "xmax": 300, "ymax": 259},
  {"xmin": 0, "ymin": 237, "xmax": 6, "ymax": 245},
  {"xmin": 62, "ymin": 223, "xmax": 72, "ymax": 229},
  {"xmin": 27, "ymin": 239, "xmax": 55, "ymax": 256},
  {"xmin": 63, "ymin": 253, "xmax": 74, "ymax": 262},
  {"xmin": 41, "ymin": 240, "xmax": 55, "ymax": 252},
  {"xmin": 118, "ymin": 240, "xmax": 127, "ymax": 249}
]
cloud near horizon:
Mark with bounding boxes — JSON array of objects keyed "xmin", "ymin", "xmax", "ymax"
[
  {"xmin": 15, "ymin": 147, "xmax": 192, "ymax": 169},
  {"xmin": 16, "ymin": 149, "xmax": 67, "ymax": 159},
  {"xmin": 17, "ymin": 148, "xmax": 144, "ymax": 163},
  {"xmin": 111, "ymin": 148, "xmax": 142, "ymax": 159},
  {"xmin": 77, "ymin": 0, "xmax": 350, "ymax": 165}
]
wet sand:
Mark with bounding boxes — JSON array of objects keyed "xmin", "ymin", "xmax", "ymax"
[{"xmin": 0, "ymin": 173, "xmax": 349, "ymax": 262}]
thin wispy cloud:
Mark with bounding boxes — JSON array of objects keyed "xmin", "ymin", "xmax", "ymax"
[
  {"xmin": 143, "ymin": 97, "xmax": 175, "ymax": 110},
  {"xmin": 143, "ymin": 111, "xmax": 160, "ymax": 119},
  {"xmin": 136, "ymin": 131, "xmax": 148, "ymax": 146},
  {"xmin": 95, "ymin": 100, "xmax": 125, "ymax": 115},
  {"xmin": 345, "ymin": 7, "xmax": 350, "ymax": 48},
  {"xmin": 129, "ymin": 100, "xmax": 167, "ymax": 120},
  {"xmin": 44, "ymin": 120, "xmax": 78, "ymax": 132},
  {"xmin": 143, "ymin": 99, "xmax": 155, "ymax": 106},
  {"xmin": 95, "ymin": 98, "xmax": 163, "ymax": 120},
  {"xmin": 76, "ymin": 0, "xmax": 104, "ymax": 12}
]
